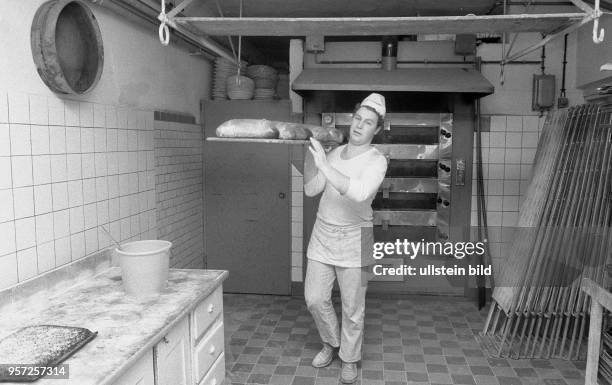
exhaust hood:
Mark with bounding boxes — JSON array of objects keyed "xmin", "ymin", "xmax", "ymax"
[{"xmin": 292, "ymin": 67, "xmax": 494, "ymax": 96}]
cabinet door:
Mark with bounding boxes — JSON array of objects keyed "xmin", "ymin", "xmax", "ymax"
[
  {"xmin": 203, "ymin": 100, "xmax": 292, "ymax": 295},
  {"xmin": 155, "ymin": 317, "xmax": 192, "ymax": 385},
  {"xmin": 112, "ymin": 350, "xmax": 154, "ymax": 385}
]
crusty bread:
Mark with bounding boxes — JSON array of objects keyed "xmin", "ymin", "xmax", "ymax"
[
  {"xmin": 305, "ymin": 125, "xmax": 344, "ymax": 143},
  {"xmin": 215, "ymin": 119, "xmax": 344, "ymax": 143},
  {"xmin": 269, "ymin": 121, "xmax": 312, "ymax": 140},
  {"xmin": 215, "ymin": 119, "xmax": 278, "ymax": 139}
]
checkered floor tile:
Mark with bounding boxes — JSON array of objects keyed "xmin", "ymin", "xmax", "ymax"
[{"xmin": 222, "ymin": 294, "xmax": 586, "ymax": 385}]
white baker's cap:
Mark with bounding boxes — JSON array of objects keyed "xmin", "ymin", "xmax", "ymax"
[{"xmin": 361, "ymin": 93, "xmax": 386, "ymax": 118}]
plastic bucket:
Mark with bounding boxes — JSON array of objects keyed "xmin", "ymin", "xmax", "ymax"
[{"xmin": 116, "ymin": 240, "xmax": 172, "ymax": 297}]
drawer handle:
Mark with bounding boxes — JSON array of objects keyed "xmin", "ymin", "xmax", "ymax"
[
  {"xmin": 209, "ymin": 345, "xmax": 216, "ymax": 355},
  {"xmin": 208, "ymin": 304, "xmax": 214, "ymax": 313}
]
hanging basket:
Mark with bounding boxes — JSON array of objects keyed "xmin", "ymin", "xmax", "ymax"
[{"xmin": 31, "ymin": 0, "xmax": 104, "ymax": 95}]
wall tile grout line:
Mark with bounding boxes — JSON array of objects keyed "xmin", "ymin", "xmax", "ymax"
[{"xmin": 7, "ymin": 95, "xmax": 18, "ymax": 283}]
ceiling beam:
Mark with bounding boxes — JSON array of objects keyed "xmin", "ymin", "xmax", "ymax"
[
  {"xmin": 170, "ymin": 0, "xmax": 266, "ymax": 63},
  {"xmin": 174, "ymin": 13, "xmax": 586, "ymax": 36}
]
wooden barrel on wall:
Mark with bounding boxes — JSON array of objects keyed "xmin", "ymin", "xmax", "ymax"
[{"xmin": 31, "ymin": 0, "xmax": 104, "ymax": 94}]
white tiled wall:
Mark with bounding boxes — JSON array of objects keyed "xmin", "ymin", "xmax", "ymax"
[
  {"xmin": 154, "ymin": 120, "xmax": 204, "ymax": 269},
  {"xmin": 291, "ymin": 164, "xmax": 304, "ymax": 282},
  {"xmin": 0, "ymin": 91, "xmax": 156, "ymax": 290},
  {"xmin": 471, "ymin": 114, "xmax": 545, "ymax": 271}
]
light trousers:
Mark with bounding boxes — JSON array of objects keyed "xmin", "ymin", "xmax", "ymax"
[{"xmin": 304, "ymin": 259, "xmax": 368, "ymax": 363}]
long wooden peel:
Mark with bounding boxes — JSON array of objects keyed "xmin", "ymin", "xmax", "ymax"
[
  {"xmin": 561, "ymin": 107, "xmax": 604, "ymax": 357},
  {"xmin": 546, "ymin": 105, "xmax": 599, "ymax": 358},
  {"xmin": 564, "ymin": 105, "xmax": 609, "ymax": 359},
  {"xmin": 560, "ymin": 105, "xmax": 609, "ymax": 359},
  {"xmin": 533, "ymin": 107, "xmax": 583, "ymax": 358},
  {"xmin": 502, "ymin": 108, "xmax": 558, "ymax": 355},
  {"xmin": 526, "ymin": 111, "xmax": 572, "ymax": 358},
  {"xmin": 574, "ymin": 107, "xmax": 612, "ymax": 359},
  {"xmin": 538, "ymin": 105, "xmax": 593, "ymax": 358},
  {"xmin": 484, "ymin": 109, "xmax": 567, "ymax": 357},
  {"xmin": 556, "ymin": 109, "xmax": 598, "ymax": 358},
  {"xmin": 491, "ymin": 109, "xmax": 568, "ymax": 314},
  {"xmin": 532, "ymin": 106, "xmax": 583, "ymax": 358},
  {"xmin": 548, "ymin": 106, "xmax": 607, "ymax": 359},
  {"xmin": 483, "ymin": 105, "xmax": 612, "ymax": 360},
  {"xmin": 524, "ymin": 108, "xmax": 579, "ymax": 317},
  {"xmin": 551, "ymin": 107, "xmax": 596, "ymax": 356},
  {"xmin": 560, "ymin": 105, "xmax": 612, "ymax": 359},
  {"xmin": 520, "ymin": 108, "xmax": 577, "ymax": 312},
  {"xmin": 572, "ymin": 107, "xmax": 612, "ymax": 360}
]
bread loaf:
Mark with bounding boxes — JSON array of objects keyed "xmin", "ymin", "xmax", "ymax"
[
  {"xmin": 216, "ymin": 119, "xmax": 278, "ymax": 139},
  {"xmin": 215, "ymin": 119, "xmax": 344, "ymax": 143},
  {"xmin": 270, "ymin": 121, "xmax": 312, "ymax": 140},
  {"xmin": 305, "ymin": 125, "xmax": 344, "ymax": 143}
]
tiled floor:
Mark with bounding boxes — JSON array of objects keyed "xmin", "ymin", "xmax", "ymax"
[{"xmin": 222, "ymin": 294, "xmax": 586, "ymax": 385}]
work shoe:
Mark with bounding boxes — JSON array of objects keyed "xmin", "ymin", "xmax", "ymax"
[
  {"xmin": 340, "ymin": 361, "xmax": 358, "ymax": 384},
  {"xmin": 311, "ymin": 343, "xmax": 334, "ymax": 368}
]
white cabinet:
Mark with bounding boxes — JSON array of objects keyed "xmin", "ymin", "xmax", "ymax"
[
  {"xmin": 191, "ymin": 287, "xmax": 224, "ymax": 385},
  {"xmin": 199, "ymin": 353, "xmax": 225, "ymax": 385},
  {"xmin": 112, "ymin": 350, "xmax": 155, "ymax": 385},
  {"xmin": 155, "ymin": 317, "xmax": 192, "ymax": 385},
  {"xmin": 111, "ymin": 285, "xmax": 225, "ymax": 385},
  {"xmin": 193, "ymin": 319, "xmax": 224, "ymax": 382},
  {"xmin": 192, "ymin": 287, "xmax": 223, "ymax": 345}
]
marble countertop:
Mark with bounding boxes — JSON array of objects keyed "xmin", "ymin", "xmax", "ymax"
[{"xmin": 0, "ymin": 267, "xmax": 228, "ymax": 385}]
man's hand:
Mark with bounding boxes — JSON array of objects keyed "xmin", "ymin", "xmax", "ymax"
[{"xmin": 308, "ymin": 138, "xmax": 328, "ymax": 170}]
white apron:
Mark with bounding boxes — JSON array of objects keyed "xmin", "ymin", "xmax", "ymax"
[{"xmin": 307, "ymin": 218, "xmax": 375, "ymax": 268}]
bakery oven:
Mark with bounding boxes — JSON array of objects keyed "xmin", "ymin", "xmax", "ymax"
[
  {"xmin": 321, "ymin": 112, "xmax": 454, "ymax": 244},
  {"xmin": 292, "ymin": 65, "xmax": 492, "ymax": 295},
  {"xmin": 318, "ymin": 108, "xmax": 474, "ymax": 295},
  {"xmin": 301, "ymin": 94, "xmax": 478, "ymax": 296}
]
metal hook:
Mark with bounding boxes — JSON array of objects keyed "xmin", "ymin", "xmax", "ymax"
[
  {"xmin": 593, "ymin": 17, "xmax": 605, "ymax": 43},
  {"xmin": 593, "ymin": 0, "xmax": 605, "ymax": 43},
  {"xmin": 158, "ymin": 0, "xmax": 170, "ymax": 46},
  {"xmin": 159, "ymin": 21, "xmax": 170, "ymax": 46}
]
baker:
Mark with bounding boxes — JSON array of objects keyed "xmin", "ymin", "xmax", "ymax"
[{"xmin": 304, "ymin": 93, "xmax": 388, "ymax": 384}]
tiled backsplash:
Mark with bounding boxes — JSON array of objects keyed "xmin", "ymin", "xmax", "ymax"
[
  {"xmin": 291, "ymin": 163, "xmax": 304, "ymax": 282},
  {"xmin": 154, "ymin": 119, "xmax": 204, "ymax": 269},
  {"xmin": 471, "ymin": 114, "xmax": 545, "ymax": 276},
  {"xmin": 0, "ymin": 91, "xmax": 156, "ymax": 290}
]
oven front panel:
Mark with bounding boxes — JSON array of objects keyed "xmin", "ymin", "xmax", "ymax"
[
  {"xmin": 322, "ymin": 112, "xmax": 453, "ymax": 242},
  {"xmin": 312, "ymin": 98, "xmax": 474, "ymax": 296}
]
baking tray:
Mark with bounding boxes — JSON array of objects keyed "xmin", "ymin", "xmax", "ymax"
[
  {"xmin": 0, "ymin": 325, "xmax": 98, "ymax": 382},
  {"xmin": 207, "ymin": 137, "xmax": 309, "ymax": 144},
  {"xmin": 206, "ymin": 137, "xmax": 343, "ymax": 148}
]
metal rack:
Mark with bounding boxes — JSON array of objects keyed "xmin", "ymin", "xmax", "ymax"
[{"xmin": 154, "ymin": 0, "xmax": 607, "ymax": 65}]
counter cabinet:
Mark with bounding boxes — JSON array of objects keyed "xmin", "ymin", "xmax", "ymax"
[{"xmin": 112, "ymin": 286, "xmax": 225, "ymax": 385}]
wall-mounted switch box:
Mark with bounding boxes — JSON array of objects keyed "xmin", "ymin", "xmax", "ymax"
[
  {"xmin": 532, "ymin": 74, "xmax": 556, "ymax": 111},
  {"xmin": 456, "ymin": 158, "xmax": 465, "ymax": 186}
]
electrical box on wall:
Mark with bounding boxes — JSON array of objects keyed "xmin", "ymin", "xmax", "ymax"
[
  {"xmin": 532, "ymin": 74, "xmax": 556, "ymax": 111},
  {"xmin": 454, "ymin": 34, "xmax": 476, "ymax": 56}
]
